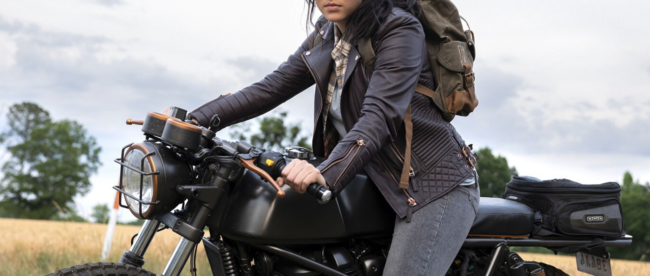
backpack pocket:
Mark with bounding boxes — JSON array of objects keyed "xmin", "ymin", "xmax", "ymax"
[{"xmin": 432, "ymin": 41, "xmax": 478, "ymax": 121}]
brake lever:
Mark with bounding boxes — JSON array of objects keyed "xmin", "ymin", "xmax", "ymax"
[{"xmin": 238, "ymin": 157, "xmax": 285, "ymax": 198}]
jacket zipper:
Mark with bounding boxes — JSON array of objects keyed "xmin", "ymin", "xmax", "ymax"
[
  {"xmin": 320, "ymin": 139, "xmax": 365, "ymax": 178},
  {"xmin": 301, "ymin": 54, "xmax": 324, "ymax": 143},
  {"xmin": 330, "ymin": 139, "xmax": 365, "ymax": 187},
  {"xmin": 403, "ymin": 189, "xmax": 417, "ymax": 223},
  {"xmin": 389, "ymin": 142, "xmax": 415, "ymax": 177},
  {"xmin": 379, "ymin": 156, "xmax": 418, "ymax": 222},
  {"xmin": 378, "ymin": 157, "xmax": 400, "ymax": 184}
]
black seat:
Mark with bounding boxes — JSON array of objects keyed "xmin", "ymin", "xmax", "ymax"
[{"xmin": 468, "ymin": 197, "xmax": 535, "ymax": 237}]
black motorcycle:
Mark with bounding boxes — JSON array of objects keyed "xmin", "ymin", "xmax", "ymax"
[{"xmin": 49, "ymin": 107, "xmax": 632, "ymax": 276}]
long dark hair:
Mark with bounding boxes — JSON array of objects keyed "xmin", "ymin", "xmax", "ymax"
[{"xmin": 305, "ymin": 0, "xmax": 422, "ymax": 41}]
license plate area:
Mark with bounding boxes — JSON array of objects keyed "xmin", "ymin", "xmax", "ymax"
[{"xmin": 576, "ymin": 250, "xmax": 612, "ymax": 276}]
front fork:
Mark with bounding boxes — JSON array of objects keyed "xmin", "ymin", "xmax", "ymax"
[
  {"xmin": 119, "ymin": 207, "xmax": 209, "ymax": 276},
  {"xmin": 162, "ymin": 237, "xmax": 197, "ymax": 276},
  {"xmin": 119, "ymin": 219, "xmax": 161, "ymax": 268},
  {"xmin": 120, "ymin": 157, "xmax": 238, "ymax": 276},
  {"xmin": 161, "ymin": 205, "xmax": 212, "ymax": 276}
]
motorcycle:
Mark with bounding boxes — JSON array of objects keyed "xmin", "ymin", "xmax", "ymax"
[{"xmin": 49, "ymin": 107, "xmax": 632, "ymax": 276}]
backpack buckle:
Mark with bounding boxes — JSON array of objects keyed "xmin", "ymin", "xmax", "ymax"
[
  {"xmin": 461, "ymin": 146, "xmax": 476, "ymax": 168},
  {"xmin": 465, "ymin": 71, "xmax": 475, "ymax": 87}
]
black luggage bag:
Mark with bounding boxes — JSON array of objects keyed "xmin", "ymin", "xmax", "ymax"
[{"xmin": 502, "ymin": 176, "xmax": 623, "ymax": 238}]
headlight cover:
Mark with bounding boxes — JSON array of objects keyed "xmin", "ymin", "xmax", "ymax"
[
  {"xmin": 118, "ymin": 141, "xmax": 189, "ymax": 219},
  {"xmin": 122, "ymin": 148, "xmax": 155, "ymax": 215}
]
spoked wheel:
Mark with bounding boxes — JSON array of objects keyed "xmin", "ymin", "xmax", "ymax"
[{"xmin": 48, "ymin": 262, "xmax": 156, "ymax": 276}]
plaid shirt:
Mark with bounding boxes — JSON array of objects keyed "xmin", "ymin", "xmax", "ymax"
[{"xmin": 322, "ymin": 25, "xmax": 352, "ymax": 138}]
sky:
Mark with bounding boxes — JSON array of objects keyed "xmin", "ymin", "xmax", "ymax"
[{"xmin": 0, "ymin": 0, "xmax": 648, "ymax": 221}]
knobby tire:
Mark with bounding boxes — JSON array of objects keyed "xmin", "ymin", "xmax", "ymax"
[{"xmin": 47, "ymin": 262, "xmax": 156, "ymax": 276}]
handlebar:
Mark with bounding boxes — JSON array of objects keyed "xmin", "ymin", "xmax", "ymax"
[{"xmin": 306, "ymin": 182, "xmax": 332, "ymax": 204}]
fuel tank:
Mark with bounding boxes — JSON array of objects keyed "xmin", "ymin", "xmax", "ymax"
[{"xmin": 210, "ymin": 169, "xmax": 395, "ymax": 244}]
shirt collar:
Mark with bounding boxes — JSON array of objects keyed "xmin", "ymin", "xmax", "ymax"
[{"xmin": 334, "ymin": 24, "xmax": 343, "ymax": 44}]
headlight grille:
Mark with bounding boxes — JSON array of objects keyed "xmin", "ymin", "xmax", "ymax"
[{"xmin": 115, "ymin": 143, "xmax": 161, "ymax": 219}]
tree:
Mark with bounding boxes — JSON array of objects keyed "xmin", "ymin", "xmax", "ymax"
[
  {"xmin": 609, "ymin": 171, "xmax": 650, "ymax": 261},
  {"xmin": 92, "ymin": 204, "xmax": 110, "ymax": 224},
  {"xmin": 475, "ymin": 147, "xmax": 518, "ymax": 197},
  {"xmin": 229, "ymin": 111, "xmax": 311, "ymax": 151},
  {"xmin": 0, "ymin": 102, "xmax": 101, "ymax": 219}
]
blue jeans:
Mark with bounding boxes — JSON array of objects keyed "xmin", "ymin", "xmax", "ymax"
[{"xmin": 383, "ymin": 183, "xmax": 480, "ymax": 276}]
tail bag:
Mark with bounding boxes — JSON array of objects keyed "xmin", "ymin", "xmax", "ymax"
[{"xmin": 503, "ymin": 176, "xmax": 624, "ymax": 238}]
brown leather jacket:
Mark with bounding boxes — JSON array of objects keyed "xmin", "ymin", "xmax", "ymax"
[{"xmin": 189, "ymin": 8, "xmax": 475, "ymax": 219}]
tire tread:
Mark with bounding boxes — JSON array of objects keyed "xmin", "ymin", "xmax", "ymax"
[{"xmin": 47, "ymin": 262, "xmax": 156, "ymax": 276}]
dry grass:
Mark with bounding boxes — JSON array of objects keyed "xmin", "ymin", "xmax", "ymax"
[
  {"xmin": 0, "ymin": 218, "xmax": 211, "ymax": 276},
  {"xmin": 519, "ymin": 252, "xmax": 650, "ymax": 276},
  {"xmin": 1, "ymin": 218, "xmax": 648, "ymax": 276}
]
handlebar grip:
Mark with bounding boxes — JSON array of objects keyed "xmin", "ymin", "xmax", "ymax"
[
  {"xmin": 274, "ymin": 161, "xmax": 332, "ymax": 204},
  {"xmin": 306, "ymin": 183, "xmax": 332, "ymax": 204}
]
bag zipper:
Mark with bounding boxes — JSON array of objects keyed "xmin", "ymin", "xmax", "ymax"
[{"xmin": 509, "ymin": 185, "xmax": 621, "ymax": 194}]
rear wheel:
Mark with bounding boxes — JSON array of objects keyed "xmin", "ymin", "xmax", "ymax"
[{"xmin": 48, "ymin": 262, "xmax": 156, "ymax": 276}]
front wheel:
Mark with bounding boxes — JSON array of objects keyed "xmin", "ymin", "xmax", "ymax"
[{"xmin": 48, "ymin": 262, "xmax": 156, "ymax": 276}]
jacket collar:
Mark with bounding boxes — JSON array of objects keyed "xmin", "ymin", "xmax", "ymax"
[{"xmin": 303, "ymin": 21, "xmax": 360, "ymax": 98}]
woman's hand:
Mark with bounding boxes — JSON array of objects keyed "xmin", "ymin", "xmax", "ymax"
[{"xmin": 277, "ymin": 159, "xmax": 328, "ymax": 194}]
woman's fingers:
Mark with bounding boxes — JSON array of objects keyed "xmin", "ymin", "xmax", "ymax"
[
  {"xmin": 285, "ymin": 160, "xmax": 306, "ymax": 186},
  {"xmin": 294, "ymin": 167, "xmax": 315, "ymax": 194},
  {"xmin": 280, "ymin": 159, "xmax": 326, "ymax": 194},
  {"xmin": 300, "ymin": 171, "xmax": 323, "ymax": 193},
  {"xmin": 281, "ymin": 159, "xmax": 297, "ymax": 178}
]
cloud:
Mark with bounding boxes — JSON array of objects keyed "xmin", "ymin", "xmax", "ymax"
[
  {"xmin": 225, "ymin": 56, "xmax": 280, "ymax": 85},
  {"xmin": 452, "ymin": 64, "xmax": 650, "ymax": 157},
  {"xmin": 0, "ymin": 15, "xmax": 232, "ymax": 169},
  {"xmin": 0, "ymin": 14, "xmax": 316, "ymax": 156},
  {"xmin": 472, "ymin": 64, "xmax": 522, "ymax": 111},
  {"xmin": 90, "ymin": 0, "xmax": 124, "ymax": 7}
]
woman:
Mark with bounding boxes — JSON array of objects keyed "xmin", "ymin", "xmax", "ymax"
[{"xmin": 188, "ymin": 0, "xmax": 479, "ymax": 274}]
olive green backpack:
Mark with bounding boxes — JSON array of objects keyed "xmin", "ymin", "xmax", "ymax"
[{"xmin": 315, "ymin": 0, "xmax": 478, "ymax": 190}]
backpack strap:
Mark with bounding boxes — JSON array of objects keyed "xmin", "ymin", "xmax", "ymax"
[
  {"xmin": 399, "ymin": 105, "xmax": 413, "ymax": 190},
  {"xmin": 415, "ymin": 83, "xmax": 436, "ymax": 99},
  {"xmin": 312, "ymin": 33, "xmax": 323, "ymax": 49},
  {"xmin": 357, "ymin": 37, "xmax": 376, "ymax": 75},
  {"xmin": 398, "ymin": 85, "xmax": 434, "ymax": 190}
]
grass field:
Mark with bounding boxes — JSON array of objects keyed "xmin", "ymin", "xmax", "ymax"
[
  {"xmin": 0, "ymin": 218, "xmax": 212, "ymax": 276},
  {"xmin": 1, "ymin": 218, "xmax": 648, "ymax": 276}
]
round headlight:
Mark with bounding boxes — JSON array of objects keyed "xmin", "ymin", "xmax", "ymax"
[
  {"xmin": 120, "ymin": 141, "xmax": 190, "ymax": 219},
  {"xmin": 122, "ymin": 148, "xmax": 155, "ymax": 215}
]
